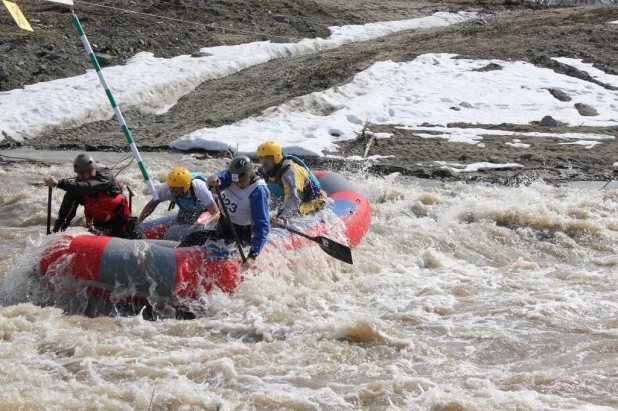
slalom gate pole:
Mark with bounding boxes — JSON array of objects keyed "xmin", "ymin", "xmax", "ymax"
[{"xmin": 70, "ymin": 9, "xmax": 158, "ymax": 201}]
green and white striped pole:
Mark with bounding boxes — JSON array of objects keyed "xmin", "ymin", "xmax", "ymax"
[{"xmin": 71, "ymin": 10, "xmax": 159, "ymax": 201}]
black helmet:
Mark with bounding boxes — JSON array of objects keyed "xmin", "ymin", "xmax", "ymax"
[
  {"xmin": 73, "ymin": 153, "xmax": 97, "ymax": 173},
  {"xmin": 227, "ymin": 156, "xmax": 254, "ymax": 182}
]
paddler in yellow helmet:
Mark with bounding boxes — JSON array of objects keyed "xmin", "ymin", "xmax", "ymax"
[{"xmin": 256, "ymin": 140, "xmax": 326, "ymax": 227}]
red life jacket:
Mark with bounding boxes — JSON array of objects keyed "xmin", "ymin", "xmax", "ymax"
[{"xmin": 82, "ymin": 180, "xmax": 130, "ymax": 226}]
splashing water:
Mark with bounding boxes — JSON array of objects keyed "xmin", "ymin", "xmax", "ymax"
[{"xmin": 1, "ymin": 149, "xmax": 617, "ymax": 409}]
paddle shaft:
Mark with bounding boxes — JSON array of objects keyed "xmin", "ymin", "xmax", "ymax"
[
  {"xmin": 282, "ymin": 225, "xmax": 353, "ymax": 265},
  {"xmin": 46, "ymin": 186, "xmax": 52, "ymax": 235},
  {"xmin": 283, "ymin": 225, "xmax": 315, "ymax": 241},
  {"xmin": 214, "ymin": 185, "xmax": 247, "ymax": 263}
]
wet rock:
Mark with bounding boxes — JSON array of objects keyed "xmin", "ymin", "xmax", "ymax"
[
  {"xmin": 0, "ymin": 132, "xmax": 22, "ymax": 148},
  {"xmin": 191, "ymin": 51, "xmax": 212, "ymax": 58},
  {"xmin": 574, "ymin": 103, "xmax": 598, "ymax": 116},
  {"xmin": 94, "ymin": 53, "xmax": 113, "ymax": 66},
  {"xmin": 540, "ymin": 115, "xmax": 557, "ymax": 127},
  {"xmin": 43, "ymin": 53, "xmax": 61, "ymax": 61},
  {"xmin": 414, "ymin": 167, "xmax": 431, "ymax": 178},
  {"xmin": 432, "ymin": 168, "xmax": 454, "ymax": 178},
  {"xmin": 34, "ymin": 64, "xmax": 48, "ymax": 75},
  {"xmin": 548, "ymin": 88, "xmax": 571, "ymax": 102},
  {"xmin": 473, "ymin": 63, "xmax": 502, "ymax": 72}
]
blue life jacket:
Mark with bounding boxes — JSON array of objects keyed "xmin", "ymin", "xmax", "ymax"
[
  {"xmin": 266, "ymin": 182, "xmax": 284, "ymax": 199},
  {"xmin": 174, "ymin": 173, "xmax": 209, "ymax": 214}
]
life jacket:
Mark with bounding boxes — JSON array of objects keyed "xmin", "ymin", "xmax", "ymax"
[
  {"xmin": 220, "ymin": 175, "xmax": 267, "ymax": 226},
  {"xmin": 83, "ymin": 179, "xmax": 130, "ymax": 226},
  {"xmin": 169, "ymin": 173, "xmax": 209, "ymax": 214},
  {"xmin": 265, "ymin": 155, "xmax": 321, "ymax": 201}
]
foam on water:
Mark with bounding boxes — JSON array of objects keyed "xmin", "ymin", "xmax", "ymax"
[{"xmin": 1, "ymin": 150, "xmax": 617, "ymax": 409}]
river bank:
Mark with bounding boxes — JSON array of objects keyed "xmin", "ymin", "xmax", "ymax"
[{"xmin": 1, "ymin": 1, "xmax": 617, "ymax": 184}]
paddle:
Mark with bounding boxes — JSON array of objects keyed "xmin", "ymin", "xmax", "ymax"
[
  {"xmin": 600, "ymin": 176, "xmax": 614, "ymax": 191},
  {"xmin": 214, "ymin": 185, "xmax": 247, "ymax": 264},
  {"xmin": 283, "ymin": 225, "xmax": 353, "ymax": 265},
  {"xmin": 46, "ymin": 186, "xmax": 52, "ymax": 235}
]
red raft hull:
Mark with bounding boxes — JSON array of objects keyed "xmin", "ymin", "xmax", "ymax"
[{"xmin": 37, "ymin": 171, "xmax": 371, "ymax": 302}]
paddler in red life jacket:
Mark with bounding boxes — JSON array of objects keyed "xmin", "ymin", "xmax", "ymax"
[
  {"xmin": 256, "ymin": 140, "xmax": 327, "ymax": 227},
  {"xmin": 138, "ymin": 167, "xmax": 220, "ymax": 229},
  {"xmin": 43, "ymin": 153, "xmax": 146, "ymax": 239}
]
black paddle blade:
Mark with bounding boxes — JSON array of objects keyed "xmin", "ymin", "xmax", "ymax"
[
  {"xmin": 315, "ymin": 235, "xmax": 353, "ymax": 265},
  {"xmin": 283, "ymin": 225, "xmax": 354, "ymax": 264}
]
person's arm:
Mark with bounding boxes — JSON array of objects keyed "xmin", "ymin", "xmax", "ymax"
[
  {"xmin": 193, "ymin": 181, "xmax": 221, "ymax": 229},
  {"xmin": 247, "ymin": 185, "xmax": 270, "ymax": 263},
  {"xmin": 194, "ymin": 183, "xmax": 220, "ymax": 228},
  {"xmin": 207, "ymin": 170, "xmax": 231, "ymax": 190},
  {"xmin": 138, "ymin": 198, "xmax": 161, "ymax": 223},
  {"xmin": 195, "ymin": 201, "xmax": 220, "ymax": 229},
  {"xmin": 57, "ymin": 168, "xmax": 114, "ymax": 196},
  {"xmin": 277, "ymin": 166, "xmax": 303, "ymax": 219}
]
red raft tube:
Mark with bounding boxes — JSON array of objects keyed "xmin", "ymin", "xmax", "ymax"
[{"xmin": 36, "ymin": 171, "xmax": 371, "ymax": 303}]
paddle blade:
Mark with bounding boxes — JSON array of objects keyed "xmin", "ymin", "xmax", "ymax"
[
  {"xmin": 282, "ymin": 225, "xmax": 353, "ymax": 264},
  {"xmin": 315, "ymin": 235, "xmax": 353, "ymax": 265}
]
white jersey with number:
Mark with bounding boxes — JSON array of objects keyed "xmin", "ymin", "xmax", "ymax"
[{"xmin": 221, "ymin": 179, "xmax": 266, "ymax": 226}]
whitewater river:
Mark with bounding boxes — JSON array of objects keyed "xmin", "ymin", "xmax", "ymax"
[{"xmin": 1, "ymin": 148, "xmax": 617, "ymax": 410}]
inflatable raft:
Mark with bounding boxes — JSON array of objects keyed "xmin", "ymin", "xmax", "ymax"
[{"xmin": 37, "ymin": 171, "xmax": 371, "ymax": 304}]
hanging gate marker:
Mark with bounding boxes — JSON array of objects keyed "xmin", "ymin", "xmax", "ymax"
[{"xmin": 3, "ymin": 0, "xmax": 33, "ymax": 32}]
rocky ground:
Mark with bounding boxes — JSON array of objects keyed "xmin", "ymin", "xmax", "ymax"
[{"xmin": 1, "ymin": 0, "xmax": 617, "ymax": 185}]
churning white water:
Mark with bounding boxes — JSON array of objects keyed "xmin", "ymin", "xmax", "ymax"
[{"xmin": 1, "ymin": 148, "xmax": 617, "ymax": 409}]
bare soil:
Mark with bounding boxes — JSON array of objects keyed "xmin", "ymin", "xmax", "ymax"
[{"xmin": 1, "ymin": 0, "xmax": 617, "ymax": 184}]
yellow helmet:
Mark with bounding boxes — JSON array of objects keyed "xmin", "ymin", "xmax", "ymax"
[
  {"xmin": 256, "ymin": 140, "xmax": 283, "ymax": 164},
  {"xmin": 166, "ymin": 167, "xmax": 191, "ymax": 191}
]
